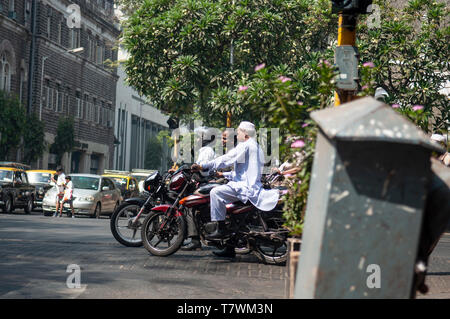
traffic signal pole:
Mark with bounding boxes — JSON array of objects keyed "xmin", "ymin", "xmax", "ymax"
[
  {"xmin": 335, "ymin": 14, "xmax": 357, "ymax": 106},
  {"xmin": 332, "ymin": 1, "xmax": 373, "ymax": 106}
]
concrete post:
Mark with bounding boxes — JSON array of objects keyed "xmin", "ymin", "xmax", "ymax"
[{"xmin": 294, "ymin": 97, "xmax": 444, "ymax": 298}]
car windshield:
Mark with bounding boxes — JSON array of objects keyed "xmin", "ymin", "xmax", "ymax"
[
  {"xmin": 111, "ymin": 177, "xmax": 128, "ymax": 191},
  {"xmin": 27, "ymin": 172, "xmax": 53, "ymax": 184},
  {"xmin": 0, "ymin": 170, "xmax": 13, "ymax": 182},
  {"xmin": 71, "ymin": 176, "xmax": 100, "ymax": 190}
]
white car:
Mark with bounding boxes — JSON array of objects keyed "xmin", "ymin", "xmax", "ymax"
[{"xmin": 42, "ymin": 174, "xmax": 122, "ymax": 218}]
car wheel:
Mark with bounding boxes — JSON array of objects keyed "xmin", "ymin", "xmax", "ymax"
[
  {"xmin": 3, "ymin": 196, "xmax": 12, "ymax": 213},
  {"xmin": 94, "ymin": 202, "xmax": 101, "ymax": 219},
  {"xmin": 24, "ymin": 198, "xmax": 33, "ymax": 214}
]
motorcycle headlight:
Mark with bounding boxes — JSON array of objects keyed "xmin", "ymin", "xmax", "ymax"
[{"xmin": 38, "ymin": 187, "xmax": 44, "ymax": 195}]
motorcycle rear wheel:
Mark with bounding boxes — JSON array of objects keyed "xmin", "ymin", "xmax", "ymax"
[
  {"xmin": 141, "ymin": 211, "xmax": 186, "ymax": 256},
  {"xmin": 254, "ymin": 238, "xmax": 288, "ymax": 265}
]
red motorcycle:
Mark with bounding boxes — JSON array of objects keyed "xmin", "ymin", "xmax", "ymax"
[{"xmin": 140, "ymin": 166, "xmax": 288, "ymax": 265}]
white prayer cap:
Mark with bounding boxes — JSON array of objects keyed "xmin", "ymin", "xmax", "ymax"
[
  {"xmin": 238, "ymin": 121, "xmax": 256, "ymax": 137},
  {"xmin": 238, "ymin": 121, "xmax": 255, "ymax": 131},
  {"xmin": 431, "ymin": 134, "xmax": 447, "ymax": 143}
]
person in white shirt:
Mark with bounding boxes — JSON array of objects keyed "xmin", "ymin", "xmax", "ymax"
[
  {"xmin": 182, "ymin": 126, "xmax": 217, "ymax": 251},
  {"xmin": 51, "ymin": 167, "xmax": 66, "ymax": 217},
  {"xmin": 59, "ymin": 175, "xmax": 74, "ymax": 218},
  {"xmin": 191, "ymin": 121, "xmax": 280, "ymax": 256}
]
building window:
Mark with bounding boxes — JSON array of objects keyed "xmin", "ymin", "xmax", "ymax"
[
  {"xmin": 96, "ymin": 44, "xmax": 103, "ymax": 64},
  {"xmin": 65, "ymin": 92, "xmax": 70, "ymax": 115},
  {"xmin": 47, "ymin": 16, "xmax": 51, "ymax": 38},
  {"xmin": 55, "ymin": 85, "xmax": 61, "ymax": 112},
  {"xmin": 9, "ymin": 0, "xmax": 15, "ymax": 12},
  {"xmin": 89, "ymin": 36, "xmax": 96, "ymax": 61},
  {"xmin": 76, "ymin": 98, "xmax": 81, "ymax": 118},
  {"xmin": 83, "ymin": 94, "xmax": 89, "ymax": 120},
  {"xmin": 58, "ymin": 21, "xmax": 62, "ymax": 45},
  {"xmin": 24, "ymin": 1, "xmax": 31, "ymax": 23},
  {"xmin": 0, "ymin": 53, "xmax": 11, "ymax": 92},
  {"xmin": 70, "ymin": 29, "xmax": 80, "ymax": 49}
]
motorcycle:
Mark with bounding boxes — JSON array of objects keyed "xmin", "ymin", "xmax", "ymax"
[
  {"xmin": 140, "ymin": 166, "xmax": 289, "ymax": 265},
  {"xmin": 110, "ymin": 170, "xmax": 173, "ymax": 247}
]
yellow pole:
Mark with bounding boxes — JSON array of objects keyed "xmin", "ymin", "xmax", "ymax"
[
  {"xmin": 226, "ymin": 111, "xmax": 232, "ymax": 128},
  {"xmin": 335, "ymin": 14, "xmax": 357, "ymax": 107}
]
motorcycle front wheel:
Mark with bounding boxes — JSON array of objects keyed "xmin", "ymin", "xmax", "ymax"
[
  {"xmin": 110, "ymin": 203, "xmax": 145, "ymax": 247},
  {"xmin": 141, "ymin": 211, "xmax": 186, "ymax": 256}
]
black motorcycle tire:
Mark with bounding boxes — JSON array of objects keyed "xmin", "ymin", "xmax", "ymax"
[
  {"xmin": 110, "ymin": 202, "xmax": 144, "ymax": 247},
  {"xmin": 251, "ymin": 213, "xmax": 288, "ymax": 265},
  {"xmin": 141, "ymin": 210, "xmax": 186, "ymax": 257},
  {"xmin": 254, "ymin": 240, "xmax": 288, "ymax": 265}
]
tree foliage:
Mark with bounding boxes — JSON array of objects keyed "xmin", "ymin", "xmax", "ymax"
[
  {"xmin": 52, "ymin": 117, "xmax": 75, "ymax": 165},
  {"xmin": 121, "ymin": 0, "xmax": 336, "ymax": 125},
  {"xmin": 145, "ymin": 136, "xmax": 163, "ymax": 170},
  {"xmin": 357, "ymin": 0, "xmax": 450, "ymax": 133},
  {"xmin": 0, "ymin": 91, "xmax": 46, "ymax": 163},
  {"xmin": 23, "ymin": 114, "xmax": 46, "ymax": 164},
  {"xmin": 0, "ymin": 91, "xmax": 25, "ymax": 160}
]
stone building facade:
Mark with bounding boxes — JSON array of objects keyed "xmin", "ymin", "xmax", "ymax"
[{"xmin": 0, "ymin": 0, "xmax": 120, "ymax": 174}]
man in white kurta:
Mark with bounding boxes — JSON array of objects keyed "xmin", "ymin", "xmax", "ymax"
[{"xmin": 192, "ymin": 121, "xmax": 279, "ymax": 241}]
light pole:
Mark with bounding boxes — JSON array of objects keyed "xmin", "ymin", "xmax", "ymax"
[{"xmin": 39, "ymin": 47, "xmax": 84, "ymax": 121}]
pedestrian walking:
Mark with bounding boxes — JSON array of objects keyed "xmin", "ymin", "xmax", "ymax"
[
  {"xmin": 59, "ymin": 176, "xmax": 74, "ymax": 218},
  {"xmin": 51, "ymin": 167, "xmax": 65, "ymax": 217}
]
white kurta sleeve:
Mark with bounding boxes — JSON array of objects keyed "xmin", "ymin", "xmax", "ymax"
[
  {"xmin": 196, "ymin": 147, "xmax": 216, "ymax": 165},
  {"xmin": 202, "ymin": 143, "xmax": 247, "ymax": 172}
]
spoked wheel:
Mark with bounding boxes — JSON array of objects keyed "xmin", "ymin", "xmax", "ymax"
[
  {"xmin": 110, "ymin": 203, "xmax": 144, "ymax": 247},
  {"xmin": 141, "ymin": 211, "xmax": 186, "ymax": 256}
]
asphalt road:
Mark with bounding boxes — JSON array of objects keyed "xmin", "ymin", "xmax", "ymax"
[
  {"xmin": 0, "ymin": 210, "xmax": 448, "ymax": 299},
  {"xmin": 0, "ymin": 210, "xmax": 285, "ymax": 299}
]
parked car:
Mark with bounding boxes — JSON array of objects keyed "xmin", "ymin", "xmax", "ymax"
[
  {"xmin": 42, "ymin": 174, "xmax": 122, "ymax": 218},
  {"xmin": 102, "ymin": 171, "xmax": 139, "ymax": 200},
  {"xmin": 26, "ymin": 170, "xmax": 56, "ymax": 210},
  {"xmin": 0, "ymin": 164, "xmax": 36, "ymax": 214}
]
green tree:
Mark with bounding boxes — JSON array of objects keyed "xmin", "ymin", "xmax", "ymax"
[
  {"xmin": 357, "ymin": 0, "xmax": 450, "ymax": 133},
  {"xmin": 23, "ymin": 114, "xmax": 46, "ymax": 164},
  {"xmin": 0, "ymin": 91, "xmax": 26, "ymax": 160},
  {"xmin": 145, "ymin": 136, "xmax": 163, "ymax": 170},
  {"xmin": 52, "ymin": 117, "xmax": 75, "ymax": 165},
  {"xmin": 121, "ymin": 0, "xmax": 336, "ymax": 125}
]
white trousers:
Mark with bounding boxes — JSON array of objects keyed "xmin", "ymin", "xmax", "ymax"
[{"xmin": 210, "ymin": 184, "xmax": 241, "ymax": 221}]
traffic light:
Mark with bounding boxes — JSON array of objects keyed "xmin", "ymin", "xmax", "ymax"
[{"xmin": 331, "ymin": 0, "xmax": 373, "ymax": 14}]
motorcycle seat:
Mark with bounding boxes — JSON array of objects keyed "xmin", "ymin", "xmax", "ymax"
[{"xmin": 195, "ymin": 183, "xmax": 221, "ymax": 195}]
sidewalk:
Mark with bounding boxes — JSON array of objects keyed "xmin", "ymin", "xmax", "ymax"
[{"xmin": 417, "ymin": 232, "xmax": 450, "ymax": 299}]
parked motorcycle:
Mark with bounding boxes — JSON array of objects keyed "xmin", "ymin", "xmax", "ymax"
[
  {"xmin": 110, "ymin": 170, "xmax": 173, "ymax": 247},
  {"xmin": 140, "ymin": 166, "xmax": 289, "ymax": 265}
]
